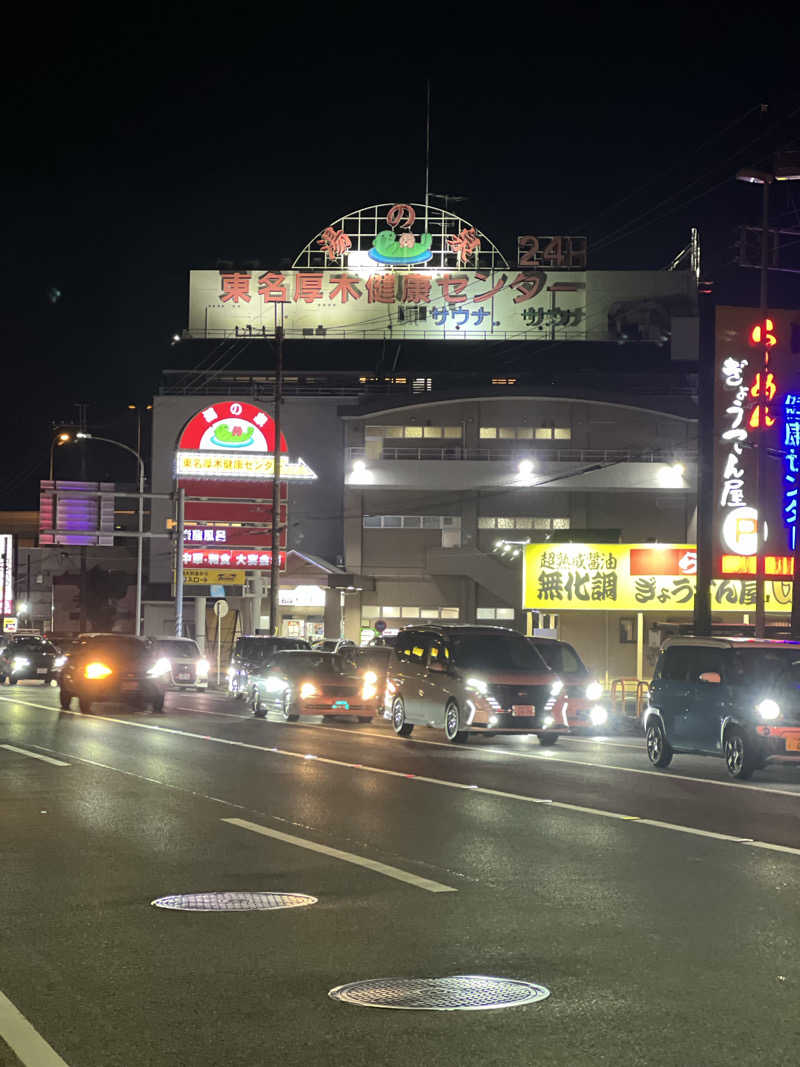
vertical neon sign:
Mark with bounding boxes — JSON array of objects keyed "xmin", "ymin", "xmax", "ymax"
[{"xmin": 783, "ymin": 394, "xmax": 800, "ymax": 549}]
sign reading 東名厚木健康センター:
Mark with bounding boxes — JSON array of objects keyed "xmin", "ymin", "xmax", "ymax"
[{"xmin": 522, "ymin": 543, "xmax": 795, "ymax": 613}]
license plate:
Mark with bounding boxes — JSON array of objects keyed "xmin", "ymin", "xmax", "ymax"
[
  {"xmin": 121, "ymin": 682, "xmax": 139, "ymax": 691},
  {"xmin": 36, "ymin": 668, "xmax": 48, "ymax": 675},
  {"xmin": 785, "ymin": 735, "xmax": 800, "ymax": 752},
  {"xmin": 512, "ymin": 704, "xmax": 534, "ymax": 716},
  {"xmin": 332, "ymin": 700, "xmax": 350, "ymax": 709}
]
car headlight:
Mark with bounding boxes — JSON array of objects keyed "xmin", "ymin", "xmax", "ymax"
[
  {"xmin": 466, "ymin": 676, "xmax": 488, "ymax": 694},
  {"xmin": 54, "ymin": 655, "xmax": 67, "ymax": 668},
  {"xmin": 300, "ymin": 682, "xmax": 318, "ymax": 700},
  {"xmin": 541, "ymin": 714, "xmax": 554, "ymax": 727},
  {"xmin": 757, "ymin": 698, "xmax": 780, "ymax": 721},
  {"xmin": 147, "ymin": 657, "xmax": 172, "ymax": 678},
  {"xmin": 226, "ymin": 666, "xmax": 235, "ymax": 679},
  {"xmin": 550, "ymin": 679, "xmax": 563, "ymax": 696},
  {"xmin": 585, "ymin": 681, "xmax": 603, "ymax": 701},
  {"xmin": 362, "ymin": 683, "xmax": 377, "ymax": 700},
  {"xmin": 85, "ymin": 662, "xmax": 112, "ymax": 680},
  {"xmin": 196, "ymin": 658, "xmax": 209, "ymax": 677},
  {"xmin": 590, "ymin": 705, "xmax": 608, "ymax": 726},
  {"xmin": 12, "ymin": 656, "xmax": 30, "ymax": 670},
  {"xmin": 264, "ymin": 675, "xmax": 287, "ymax": 693},
  {"xmin": 363, "ymin": 670, "xmax": 378, "ymax": 685}
]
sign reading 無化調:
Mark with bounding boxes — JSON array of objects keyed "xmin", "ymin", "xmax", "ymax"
[
  {"xmin": 523, "ymin": 543, "xmax": 794, "ymax": 614},
  {"xmin": 187, "ymin": 203, "xmax": 588, "ymax": 342}
]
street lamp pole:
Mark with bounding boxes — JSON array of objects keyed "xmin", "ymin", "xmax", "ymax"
[
  {"xmin": 76, "ymin": 433, "xmax": 145, "ymax": 636},
  {"xmin": 49, "ymin": 432, "xmax": 73, "ymax": 481}
]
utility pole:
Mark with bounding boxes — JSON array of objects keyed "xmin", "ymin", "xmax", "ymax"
[
  {"xmin": 175, "ymin": 488, "xmax": 185, "ymax": 637},
  {"xmin": 268, "ymin": 323, "xmax": 284, "ymax": 637},
  {"xmin": 693, "ymin": 281, "xmax": 715, "ymax": 636}
]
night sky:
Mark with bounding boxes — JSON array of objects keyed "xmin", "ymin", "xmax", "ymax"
[{"xmin": 3, "ymin": 4, "xmax": 799, "ymax": 504}]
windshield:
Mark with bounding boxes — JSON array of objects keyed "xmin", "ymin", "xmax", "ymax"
[
  {"xmin": 450, "ymin": 633, "xmax": 550, "ymax": 673},
  {"xmin": 82, "ymin": 637, "xmax": 150, "ymax": 661},
  {"xmin": 350, "ymin": 648, "xmax": 392, "ymax": 668},
  {"xmin": 236, "ymin": 638, "xmax": 306, "ymax": 660},
  {"xmin": 730, "ymin": 648, "xmax": 800, "ymax": 688},
  {"xmin": 532, "ymin": 641, "xmax": 587, "ymax": 677},
  {"xmin": 157, "ymin": 640, "xmax": 200, "ymax": 658}
]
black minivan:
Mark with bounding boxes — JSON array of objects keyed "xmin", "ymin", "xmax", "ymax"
[
  {"xmin": 227, "ymin": 636, "xmax": 310, "ymax": 698},
  {"xmin": 644, "ymin": 637, "xmax": 800, "ymax": 779}
]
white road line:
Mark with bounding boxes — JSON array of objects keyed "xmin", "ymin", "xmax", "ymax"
[
  {"xmin": 0, "ymin": 990, "xmax": 70, "ymax": 1067},
  {"xmin": 0, "ymin": 744, "xmax": 70, "ymax": 767},
  {"xmin": 3, "ymin": 693, "xmax": 800, "ymax": 801},
  {"xmin": 223, "ymin": 817, "xmax": 457, "ymax": 893}
]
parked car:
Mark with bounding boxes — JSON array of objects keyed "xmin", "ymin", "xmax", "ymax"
[
  {"xmin": 249, "ymin": 650, "xmax": 380, "ymax": 722},
  {"xmin": 386, "ymin": 624, "xmax": 568, "ymax": 743},
  {"xmin": 0, "ymin": 636, "xmax": 63, "ymax": 685},
  {"xmin": 528, "ymin": 637, "xmax": 609, "ymax": 729},
  {"xmin": 347, "ymin": 645, "xmax": 394, "ymax": 717},
  {"xmin": 153, "ymin": 637, "xmax": 209, "ymax": 690},
  {"xmin": 59, "ymin": 634, "xmax": 169, "ymax": 715},
  {"xmin": 228, "ymin": 636, "xmax": 310, "ymax": 698},
  {"xmin": 644, "ymin": 636, "xmax": 800, "ymax": 779},
  {"xmin": 311, "ymin": 638, "xmax": 356, "ymax": 654}
]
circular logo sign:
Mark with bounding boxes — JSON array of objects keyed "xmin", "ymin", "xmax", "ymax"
[{"xmin": 178, "ymin": 401, "xmax": 287, "ymax": 453}]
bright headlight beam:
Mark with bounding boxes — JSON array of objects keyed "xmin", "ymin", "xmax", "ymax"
[{"xmin": 757, "ymin": 698, "xmax": 780, "ymax": 721}]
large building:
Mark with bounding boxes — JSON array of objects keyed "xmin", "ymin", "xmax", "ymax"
[{"xmin": 144, "ymin": 201, "xmax": 703, "ymax": 679}]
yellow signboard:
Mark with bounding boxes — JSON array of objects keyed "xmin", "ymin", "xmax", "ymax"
[
  {"xmin": 183, "ymin": 569, "xmax": 246, "ymax": 586},
  {"xmin": 175, "ymin": 450, "xmax": 316, "ymax": 481},
  {"xmin": 523, "ymin": 543, "xmax": 793, "ymax": 614}
]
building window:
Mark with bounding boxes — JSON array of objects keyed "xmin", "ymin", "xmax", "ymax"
[
  {"xmin": 554, "ymin": 428, "xmax": 571, "ymax": 440},
  {"xmin": 363, "ymin": 515, "xmax": 461, "ymax": 529},
  {"xmin": 476, "ymin": 607, "xmax": 515, "ymax": 621},
  {"xmin": 499, "ymin": 427, "xmax": 516, "ymax": 440},
  {"xmin": 480, "ymin": 427, "xmax": 497, "ymax": 439},
  {"xmin": 363, "ymin": 515, "xmax": 381, "ymax": 528},
  {"xmin": 401, "ymin": 607, "xmax": 420, "ymax": 618},
  {"xmin": 383, "ymin": 516, "xmax": 402, "ymax": 528},
  {"xmin": 382, "ymin": 606, "xmax": 400, "ymax": 617},
  {"xmin": 444, "ymin": 426, "xmax": 462, "ymax": 439},
  {"xmin": 515, "ymin": 518, "xmax": 533, "ymax": 529},
  {"xmin": 402, "ymin": 516, "xmax": 421, "ymax": 528},
  {"xmin": 478, "ymin": 517, "xmax": 495, "ymax": 529},
  {"xmin": 496, "ymin": 518, "xmax": 514, "ymax": 529},
  {"xmin": 533, "ymin": 518, "xmax": 550, "ymax": 529},
  {"xmin": 552, "ymin": 517, "xmax": 571, "ymax": 529},
  {"xmin": 420, "ymin": 608, "xmax": 439, "ymax": 618},
  {"xmin": 362, "ymin": 606, "xmax": 379, "ymax": 618},
  {"xmin": 361, "ymin": 606, "xmax": 461, "ymax": 624},
  {"xmin": 479, "ymin": 516, "xmax": 571, "ymax": 531},
  {"xmin": 535, "ymin": 427, "xmax": 552, "ymax": 439},
  {"xmin": 404, "ymin": 425, "xmax": 423, "ymax": 438},
  {"xmin": 382, "ymin": 426, "xmax": 403, "ymax": 438},
  {"xmin": 516, "ymin": 427, "xmax": 533, "ymax": 439},
  {"xmin": 476, "ymin": 608, "xmax": 494, "ymax": 620},
  {"xmin": 441, "ymin": 607, "xmax": 460, "ymax": 619},
  {"xmin": 423, "ymin": 426, "xmax": 441, "ymax": 438}
]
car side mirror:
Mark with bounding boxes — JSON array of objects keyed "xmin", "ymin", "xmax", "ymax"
[{"xmin": 698, "ymin": 671, "xmax": 721, "ymax": 684}]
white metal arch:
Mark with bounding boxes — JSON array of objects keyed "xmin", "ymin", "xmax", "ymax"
[{"xmin": 292, "ymin": 203, "xmax": 509, "ymax": 272}]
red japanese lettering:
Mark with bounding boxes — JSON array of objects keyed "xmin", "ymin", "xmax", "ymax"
[
  {"xmin": 294, "ymin": 273, "xmax": 324, "ymax": 304},
  {"xmin": 329, "ymin": 273, "xmax": 362, "ymax": 304},
  {"xmin": 257, "ymin": 272, "xmax": 288, "ymax": 303},
  {"xmin": 366, "ymin": 273, "xmax": 396, "ymax": 304},
  {"xmin": 436, "ymin": 273, "xmax": 469, "ymax": 304},
  {"xmin": 220, "ymin": 272, "xmax": 252, "ymax": 303},
  {"xmin": 401, "ymin": 274, "xmax": 431, "ymax": 303}
]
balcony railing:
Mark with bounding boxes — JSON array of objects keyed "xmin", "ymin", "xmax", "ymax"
[{"xmin": 347, "ymin": 446, "xmax": 696, "ymax": 464}]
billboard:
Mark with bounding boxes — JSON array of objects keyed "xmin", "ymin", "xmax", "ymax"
[
  {"xmin": 0, "ymin": 534, "xmax": 12, "ymax": 618},
  {"xmin": 713, "ymin": 306, "xmax": 800, "ymax": 577},
  {"xmin": 39, "ymin": 481, "xmax": 115, "ymax": 546},
  {"xmin": 523, "ymin": 542, "xmax": 793, "ymax": 614}
]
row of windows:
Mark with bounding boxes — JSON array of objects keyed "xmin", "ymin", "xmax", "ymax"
[
  {"xmin": 361, "ymin": 606, "xmax": 460, "ymax": 621},
  {"xmin": 475, "ymin": 608, "xmax": 516, "ymax": 620},
  {"xmin": 363, "ymin": 515, "xmax": 461, "ymax": 529},
  {"xmin": 479, "ymin": 426, "xmax": 571, "ymax": 440},
  {"xmin": 366, "ymin": 425, "xmax": 462, "ymax": 439},
  {"xmin": 479, "ymin": 516, "xmax": 570, "ymax": 530}
]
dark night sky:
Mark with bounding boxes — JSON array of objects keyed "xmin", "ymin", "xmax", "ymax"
[{"xmin": 2, "ymin": 3, "xmax": 800, "ymax": 504}]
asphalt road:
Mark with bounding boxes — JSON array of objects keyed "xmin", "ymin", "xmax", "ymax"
[{"xmin": 2, "ymin": 684, "xmax": 800, "ymax": 1067}]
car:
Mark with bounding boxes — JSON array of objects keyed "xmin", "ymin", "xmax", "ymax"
[
  {"xmin": 311, "ymin": 638, "xmax": 356, "ymax": 654},
  {"xmin": 644, "ymin": 636, "xmax": 800, "ymax": 779},
  {"xmin": 59, "ymin": 634, "xmax": 169, "ymax": 715},
  {"xmin": 528, "ymin": 637, "xmax": 609, "ymax": 730},
  {"xmin": 228, "ymin": 636, "xmax": 310, "ymax": 698},
  {"xmin": 386, "ymin": 624, "xmax": 568, "ymax": 744},
  {"xmin": 0, "ymin": 636, "xmax": 63, "ymax": 685},
  {"xmin": 249, "ymin": 650, "xmax": 381, "ymax": 722},
  {"xmin": 347, "ymin": 645, "xmax": 394, "ymax": 717},
  {"xmin": 152, "ymin": 637, "xmax": 209, "ymax": 690}
]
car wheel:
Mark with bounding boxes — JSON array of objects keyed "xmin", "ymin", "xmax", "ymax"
[
  {"xmin": 444, "ymin": 699, "xmax": 469, "ymax": 743},
  {"xmin": 357, "ymin": 716, "xmax": 372, "ymax": 724},
  {"xmin": 392, "ymin": 696, "xmax": 413, "ymax": 737},
  {"xmin": 151, "ymin": 694, "xmax": 165, "ymax": 714},
  {"xmin": 281, "ymin": 694, "xmax": 299, "ymax": 722},
  {"xmin": 724, "ymin": 727, "xmax": 756, "ymax": 779},
  {"xmin": 79, "ymin": 698, "xmax": 94, "ymax": 715},
  {"xmin": 537, "ymin": 732, "xmax": 559, "ymax": 746},
  {"xmin": 59, "ymin": 689, "xmax": 72, "ymax": 710},
  {"xmin": 646, "ymin": 719, "xmax": 673, "ymax": 768},
  {"xmin": 252, "ymin": 690, "xmax": 266, "ymax": 718}
]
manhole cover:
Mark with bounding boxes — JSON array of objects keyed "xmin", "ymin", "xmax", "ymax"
[
  {"xmin": 151, "ymin": 891, "xmax": 318, "ymax": 911},
  {"xmin": 328, "ymin": 975, "xmax": 550, "ymax": 1011}
]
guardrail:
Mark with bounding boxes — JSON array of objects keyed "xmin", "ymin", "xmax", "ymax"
[{"xmin": 609, "ymin": 678, "xmax": 649, "ymax": 720}]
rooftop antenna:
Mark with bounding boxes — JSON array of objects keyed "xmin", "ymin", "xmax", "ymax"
[{"xmin": 424, "ymin": 79, "xmax": 431, "ymax": 232}]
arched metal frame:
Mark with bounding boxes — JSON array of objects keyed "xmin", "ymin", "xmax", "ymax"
[{"xmin": 292, "ymin": 203, "xmax": 509, "ymax": 273}]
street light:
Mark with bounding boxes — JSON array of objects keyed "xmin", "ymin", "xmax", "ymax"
[
  {"xmin": 49, "ymin": 432, "xmax": 72, "ymax": 480},
  {"xmin": 77, "ymin": 432, "xmax": 145, "ymax": 637}
]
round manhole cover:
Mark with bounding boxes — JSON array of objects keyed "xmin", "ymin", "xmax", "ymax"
[
  {"xmin": 328, "ymin": 975, "xmax": 550, "ymax": 1011},
  {"xmin": 151, "ymin": 891, "xmax": 318, "ymax": 911}
]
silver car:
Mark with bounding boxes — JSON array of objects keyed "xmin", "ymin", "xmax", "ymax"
[
  {"xmin": 386, "ymin": 624, "xmax": 569, "ymax": 744},
  {"xmin": 153, "ymin": 638, "xmax": 209, "ymax": 690}
]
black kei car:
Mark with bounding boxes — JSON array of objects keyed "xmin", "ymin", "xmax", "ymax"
[
  {"xmin": 0, "ymin": 636, "xmax": 63, "ymax": 685},
  {"xmin": 59, "ymin": 634, "xmax": 169, "ymax": 715},
  {"xmin": 228, "ymin": 636, "xmax": 310, "ymax": 698}
]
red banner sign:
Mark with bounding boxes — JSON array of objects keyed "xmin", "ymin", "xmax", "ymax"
[{"xmin": 181, "ymin": 548, "xmax": 286, "ymax": 570}]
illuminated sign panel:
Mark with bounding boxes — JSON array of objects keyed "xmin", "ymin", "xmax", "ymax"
[
  {"xmin": 1, "ymin": 534, "xmax": 12, "ymax": 617},
  {"xmin": 523, "ymin": 542, "xmax": 793, "ymax": 614},
  {"xmin": 183, "ymin": 569, "xmax": 246, "ymax": 586},
  {"xmin": 176, "ymin": 451, "xmax": 315, "ymax": 481},
  {"xmin": 181, "ymin": 549, "xmax": 285, "ymax": 570}
]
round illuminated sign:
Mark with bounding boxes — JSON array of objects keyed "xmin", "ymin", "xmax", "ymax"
[
  {"xmin": 721, "ymin": 506, "xmax": 764, "ymax": 556},
  {"xmin": 178, "ymin": 401, "xmax": 287, "ymax": 453}
]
